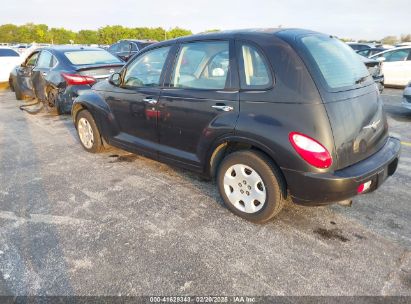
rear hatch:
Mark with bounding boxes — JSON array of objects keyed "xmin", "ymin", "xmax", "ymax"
[
  {"xmin": 324, "ymin": 88, "xmax": 388, "ymax": 169},
  {"xmin": 298, "ymin": 34, "xmax": 389, "ymax": 170},
  {"xmin": 76, "ymin": 63, "xmax": 123, "ymax": 82}
]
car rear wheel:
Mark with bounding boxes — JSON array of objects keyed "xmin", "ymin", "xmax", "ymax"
[
  {"xmin": 76, "ymin": 110, "xmax": 103, "ymax": 153},
  {"xmin": 13, "ymin": 79, "xmax": 23, "ymax": 100},
  {"xmin": 9, "ymin": 78, "xmax": 15, "ymax": 92},
  {"xmin": 217, "ymin": 150, "xmax": 286, "ymax": 223},
  {"xmin": 46, "ymin": 88, "xmax": 63, "ymax": 115}
]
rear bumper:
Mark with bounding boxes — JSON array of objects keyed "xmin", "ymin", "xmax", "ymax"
[
  {"xmin": 283, "ymin": 137, "xmax": 401, "ymax": 206},
  {"xmin": 58, "ymin": 85, "xmax": 92, "ymax": 113}
]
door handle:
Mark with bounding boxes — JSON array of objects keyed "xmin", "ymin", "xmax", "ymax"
[
  {"xmin": 143, "ymin": 97, "xmax": 158, "ymax": 105},
  {"xmin": 212, "ymin": 105, "xmax": 234, "ymax": 112},
  {"xmin": 42, "ymin": 72, "xmax": 47, "ymax": 77}
]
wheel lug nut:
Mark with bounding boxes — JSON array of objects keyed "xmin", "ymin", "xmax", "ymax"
[
  {"xmin": 247, "ymin": 186, "xmax": 251, "ymax": 190},
  {"xmin": 243, "ymin": 180, "xmax": 246, "ymax": 184},
  {"xmin": 240, "ymin": 190, "xmax": 244, "ymax": 194},
  {"xmin": 246, "ymin": 191, "xmax": 250, "ymax": 195},
  {"xmin": 238, "ymin": 183, "xmax": 242, "ymax": 187}
]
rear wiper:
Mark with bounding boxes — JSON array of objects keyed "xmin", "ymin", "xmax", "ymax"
[{"xmin": 355, "ymin": 76, "xmax": 368, "ymax": 84}]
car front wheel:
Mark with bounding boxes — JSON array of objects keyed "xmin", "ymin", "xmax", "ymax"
[
  {"xmin": 76, "ymin": 110, "xmax": 103, "ymax": 153},
  {"xmin": 217, "ymin": 150, "xmax": 286, "ymax": 223}
]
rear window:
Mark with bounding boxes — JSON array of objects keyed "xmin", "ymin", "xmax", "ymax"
[
  {"xmin": 0, "ymin": 49, "xmax": 19, "ymax": 57},
  {"xmin": 64, "ymin": 50, "xmax": 122, "ymax": 65},
  {"xmin": 301, "ymin": 36, "xmax": 370, "ymax": 90}
]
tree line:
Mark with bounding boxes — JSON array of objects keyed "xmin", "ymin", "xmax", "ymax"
[{"xmin": 0, "ymin": 23, "xmax": 193, "ymax": 45}]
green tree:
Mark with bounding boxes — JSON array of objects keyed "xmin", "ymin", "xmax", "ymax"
[
  {"xmin": 0, "ymin": 24, "xmax": 19, "ymax": 42},
  {"xmin": 166, "ymin": 27, "xmax": 192, "ymax": 39},
  {"xmin": 401, "ymin": 34, "xmax": 411, "ymax": 42},
  {"xmin": 77, "ymin": 30, "xmax": 99, "ymax": 44},
  {"xmin": 381, "ymin": 35, "xmax": 398, "ymax": 45},
  {"xmin": 48, "ymin": 27, "xmax": 76, "ymax": 44}
]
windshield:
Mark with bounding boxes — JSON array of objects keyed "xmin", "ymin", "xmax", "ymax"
[
  {"xmin": 64, "ymin": 50, "xmax": 122, "ymax": 65},
  {"xmin": 301, "ymin": 35, "xmax": 370, "ymax": 90},
  {"xmin": 0, "ymin": 49, "xmax": 20, "ymax": 57}
]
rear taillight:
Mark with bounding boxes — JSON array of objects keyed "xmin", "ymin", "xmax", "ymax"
[
  {"xmin": 289, "ymin": 132, "xmax": 332, "ymax": 169},
  {"xmin": 61, "ymin": 72, "xmax": 96, "ymax": 86}
]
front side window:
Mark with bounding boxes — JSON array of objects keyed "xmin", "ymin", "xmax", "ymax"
[
  {"xmin": 108, "ymin": 43, "xmax": 119, "ymax": 52},
  {"xmin": 384, "ymin": 49, "xmax": 410, "ymax": 62},
  {"xmin": 36, "ymin": 51, "xmax": 53, "ymax": 68},
  {"xmin": 26, "ymin": 52, "xmax": 39, "ymax": 66},
  {"xmin": 123, "ymin": 46, "xmax": 171, "ymax": 88},
  {"xmin": 239, "ymin": 43, "xmax": 272, "ymax": 89},
  {"xmin": 301, "ymin": 35, "xmax": 370, "ymax": 90},
  {"xmin": 172, "ymin": 41, "xmax": 230, "ymax": 90}
]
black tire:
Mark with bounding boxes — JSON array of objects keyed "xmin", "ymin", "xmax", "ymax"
[
  {"xmin": 75, "ymin": 110, "xmax": 104, "ymax": 153},
  {"xmin": 13, "ymin": 79, "xmax": 23, "ymax": 100},
  {"xmin": 46, "ymin": 87, "xmax": 63, "ymax": 115},
  {"xmin": 217, "ymin": 150, "xmax": 286, "ymax": 223},
  {"xmin": 9, "ymin": 78, "xmax": 15, "ymax": 92}
]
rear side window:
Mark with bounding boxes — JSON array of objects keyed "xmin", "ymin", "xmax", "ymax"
[
  {"xmin": 238, "ymin": 43, "xmax": 272, "ymax": 89},
  {"xmin": 301, "ymin": 35, "xmax": 370, "ymax": 90},
  {"xmin": 0, "ymin": 49, "xmax": 19, "ymax": 57},
  {"xmin": 172, "ymin": 41, "xmax": 230, "ymax": 90},
  {"xmin": 64, "ymin": 50, "xmax": 122, "ymax": 65}
]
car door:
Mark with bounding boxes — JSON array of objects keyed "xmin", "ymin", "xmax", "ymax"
[
  {"xmin": 31, "ymin": 50, "xmax": 54, "ymax": 101},
  {"xmin": 16, "ymin": 51, "xmax": 39, "ymax": 98},
  {"xmin": 380, "ymin": 49, "xmax": 411, "ymax": 86},
  {"xmin": 104, "ymin": 45, "xmax": 172, "ymax": 157},
  {"xmin": 157, "ymin": 40, "xmax": 239, "ymax": 169}
]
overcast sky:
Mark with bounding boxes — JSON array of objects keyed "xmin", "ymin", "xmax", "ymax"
[{"xmin": 2, "ymin": 0, "xmax": 408, "ymax": 40}]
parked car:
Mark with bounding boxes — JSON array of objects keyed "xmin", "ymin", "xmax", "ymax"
[
  {"xmin": 107, "ymin": 39, "xmax": 157, "ymax": 61},
  {"xmin": 360, "ymin": 55, "xmax": 384, "ymax": 92},
  {"xmin": 0, "ymin": 47, "xmax": 23, "ymax": 83},
  {"xmin": 72, "ymin": 29, "xmax": 400, "ymax": 223},
  {"xmin": 9, "ymin": 46, "xmax": 124, "ymax": 114},
  {"xmin": 347, "ymin": 42, "xmax": 372, "ymax": 51},
  {"xmin": 357, "ymin": 47, "xmax": 387, "ymax": 58},
  {"xmin": 370, "ymin": 47, "xmax": 411, "ymax": 86},
  {"xmin": 402, "ymin": 81, "xmax": 411, "ymax": 110}
]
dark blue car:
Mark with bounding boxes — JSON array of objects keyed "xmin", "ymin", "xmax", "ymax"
[{"xmin": 9, "ymin": 46, "xmax": 124, "ymax": 114}]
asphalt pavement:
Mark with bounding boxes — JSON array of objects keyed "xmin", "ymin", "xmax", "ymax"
[{"xmin": 0, "ymin": 87, "xmax": 410, "ymax": 296}]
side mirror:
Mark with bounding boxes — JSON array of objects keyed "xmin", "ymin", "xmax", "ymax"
[
  {"xmin": 376, "ymin": 57, "xmax": 386, "ymax": 62},
  {"xmin": 109, "ymin": 72, "xmax": 121, "ymax": 86}
]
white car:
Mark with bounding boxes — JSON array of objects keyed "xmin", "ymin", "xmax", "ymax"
[
  {"xmin": 0, "ymin": 47, "xmax": 23, "ymax": 83},
  {"xmin": 370, "ymin": 47, "xmax": 411, "ymax": 86}
]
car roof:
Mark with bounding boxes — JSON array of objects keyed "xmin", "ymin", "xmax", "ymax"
[
  {"xmin": 42, "ymin": 45, "xmax": 104, "ymax": 52},
  {"xmin": 118, "ymin": 39, "xmax": 157, "ymax": 43},
  {"xmin": 143, "ymin": 28, "xmax": 317, "ymax": 50}
]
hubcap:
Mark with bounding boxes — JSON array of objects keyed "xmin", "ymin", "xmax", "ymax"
[
  {"xmin": 223, "ymin": 164, "xmax": 266, "ymax": 213},
  {"xmin": 78, "ymin": 118, "xmax": 94, "ymax": 149}
]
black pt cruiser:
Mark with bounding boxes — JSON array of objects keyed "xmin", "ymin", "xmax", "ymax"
[{"xmin": 72, "ymin": 28, "xmax": 400, "ymax": 223}]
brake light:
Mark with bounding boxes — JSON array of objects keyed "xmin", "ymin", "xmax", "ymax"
[
  {"xmin": 289, "ymin": 132, "xmax": 332, "ymax": 168},
  {"xmin": 61, "ymin": 72, "xmax": 96, "ymax": 86}
]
